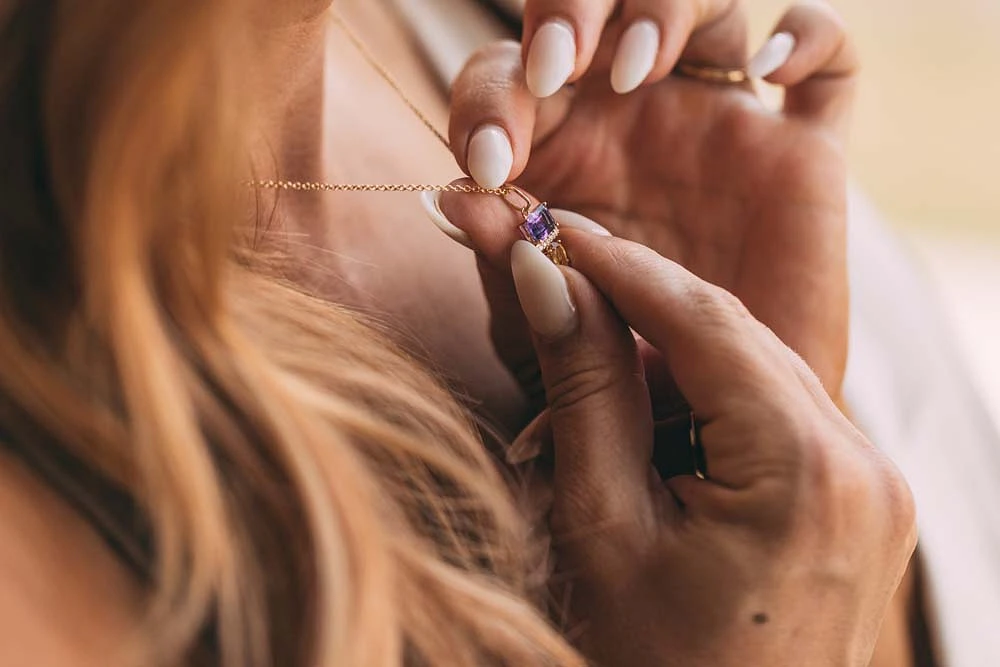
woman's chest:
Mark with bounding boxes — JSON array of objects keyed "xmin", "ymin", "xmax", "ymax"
[{"xmin": 280, "ymin": 1, "xmax": 528, "ymax": 434}]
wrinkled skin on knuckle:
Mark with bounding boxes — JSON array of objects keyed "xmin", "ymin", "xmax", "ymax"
[
  {"xmin": 713, "ymin": 411, "xmax": 847, "ymax": 540},
  {"xmin": 683, "ymin": 415, "xmax": 810, "ymax": 536},
  {"xmin": 602, "ymin": 238, "xmax": 664, "ymax": 286},
  {"xmin": 462, "ymin": 39, "xmax": 521, "ymax": 80},
  {"xmin": 730, "ymin": 457, "xmax": 808, "ymax": 539},
  {"xmin": 684, "ymin": 281, "xmax": 756, "ymax": 341},
  {"xmin": 450, "ymin": 41, "xmax": 523, "ymax": 122},
  {"xmin": 789, "ymin": 418, "xmax": 917, "ymax": 585},
  {"xmin": 868, "ymin": 450, "xmax": 918, "ymax": 556},
  {"xmin": 797, "ymin": 421, "xmax": 871, "ymax": 521},
  {"xmin": 544, "ymin": 359, "xmax": 624, "ymax": 416}
]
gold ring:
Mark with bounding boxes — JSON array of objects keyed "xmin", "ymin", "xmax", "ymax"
[
  {"xmin": 675, "ymin": 62, "xmax": 749, "ymax": 85},
  {"xmin": 690, "ymin": 412, "xmax": 707, "ymax": 480}
]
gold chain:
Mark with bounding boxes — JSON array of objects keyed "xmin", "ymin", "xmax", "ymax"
[
  {"xmin": 329, "ymin": 12, "xmax": 450, "ymax": 150},
  {"xmin": 249, "ymin": 11, "xmax": 503, "ymax": 196},
  {"xmin": 246, "ymin": 179, "xmax": 507, "ymax": 195}
]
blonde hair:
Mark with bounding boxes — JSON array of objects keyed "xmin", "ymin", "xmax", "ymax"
[{"xmin": 0, "ymin": 1, "xmax": 581, "ymax": 665}]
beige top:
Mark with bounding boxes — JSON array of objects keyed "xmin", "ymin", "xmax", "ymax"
[{"xmin": 393, "ymin": 1, "xmax": 1000, "ymax": 664}]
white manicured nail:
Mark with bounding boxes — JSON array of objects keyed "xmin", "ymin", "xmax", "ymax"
[
  {"xmin": 467, "ymin": 124, "xmax": 513, "ymax": 190},
  {"xmin": 419, "ymin": 190, "xmax": 473, "ymax": 249},
  {"xmin": 508, "ymin": 412, "xmax": 549, "ymax": 464},
  {"xmin": 508, "ymin": 431, "xmax": 544, "ymax": 464},
  {"xmin": 511, "ymin": 240, "xmax": 577, "ymax": 339},
  {"xmin": 611, "ymin": 20, "xmax": 660, "ymax": 94},
  {"xmin": 551, "ymin": 209, "xmax": 612, "ymax": 236},
  {"xmin": 526, "ymin": 21, "xmax": 576, "ymax": 99},
  {"xmin": 747, "ymin": 32, "xmax": 796, "ymax": 79}
]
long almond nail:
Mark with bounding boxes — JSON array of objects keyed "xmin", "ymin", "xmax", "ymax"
[
  {"xmin": 419, "ymin": 190, "xmax": 473, "ymax": 249},
  {"xmin": 467, "ymin": 124, "xmax": 513, "ymax": 190},
  {"xmin": 508, "ymin": 410, "xmax": 552, "ymax": 464},
  {"xmin": 526, "ymin": 21, "xmax": 576, "ymax": 99},
  {"xmin": 747, "ymin": 32, "xmax": 796, "ymax": 79},
  {"xmin": 611, "ymin": 20, "xmax": 660, "ymax": 94},
  {"xmin": 550, "ymin": 209, "xmax": 612, "ymax": 236},
  {"xmin": 508, "ymin": 433, "xmax": 544, "ymax": 465},
  {"xmin": 511, "ymin": 240, "xmax": 577, "ymax": 339}
]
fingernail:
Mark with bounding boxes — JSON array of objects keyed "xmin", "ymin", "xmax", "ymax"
[
  {"xmin": 467, "ymin": 124, "xmax": 514, "ymax": 190},
  {"xmin": 747, "ymin": 32, "xmax": 796, "ymax": 79},
  {"xmin": 508, "ymin": 411, "xmax": 552, "ymax": 464},
  {"xmin": 511, "ymin": 240, "xmax": 577, "ymax": 339},
  {"xmin": 508, "ymin": 432, "xmax": 544, "ymax": 464},
  {"xmin": 419, "ymin": 190, "xmax": 473, "ymax": 249},
  {"xmin": 526, "ymin": 20, "xmax": 576, "ymax": 99},
  {"xmin": 550, "ymin": 209, "xmax": 612, "ymax": 236},
  {"xmin": 611, "ymin": 20, "xmax": 660, "ymax": 94}
]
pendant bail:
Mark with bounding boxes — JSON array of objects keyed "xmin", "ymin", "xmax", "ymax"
[{"xmin": 501, "ymin": 185, "xmax": 533, "ymax": 218}]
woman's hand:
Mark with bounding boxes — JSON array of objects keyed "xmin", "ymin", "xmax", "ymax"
[
  {"xmin": 500, "ymin": 225, "xmax": 915, "ymax": 666},
  {"xmin": 448, "ymin": 0, "xmax": 857, "ymax": 396}
]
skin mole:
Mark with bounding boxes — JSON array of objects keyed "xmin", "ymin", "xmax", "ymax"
[{"xmin": 752, "ymin": 613, "xmax": 770, "ymax": 625}]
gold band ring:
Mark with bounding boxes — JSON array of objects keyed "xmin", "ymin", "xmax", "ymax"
[
  {"xmin": 690, "ymin": 412, "xmax": 707, "ymax": 480},
  {"xmin": 674, "ymin": 63, "xmax": 749, "ymax": 85}
]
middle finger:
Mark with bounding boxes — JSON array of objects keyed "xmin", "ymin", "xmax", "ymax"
[{"xmin": 523, "ymin": 0, "xmax": 750, "ymax": 98}]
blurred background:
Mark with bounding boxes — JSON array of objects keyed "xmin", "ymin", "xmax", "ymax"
[{"xmin": 749, "ymin": 0, "xmax": 1000, "ymax": 424}]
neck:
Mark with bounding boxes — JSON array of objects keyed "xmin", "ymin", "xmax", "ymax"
[{"xmin": 252, "ymin": 14, "xmax": 330, "ymax": 180}]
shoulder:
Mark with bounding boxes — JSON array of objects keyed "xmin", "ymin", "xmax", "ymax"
[{"xmin": 0, "ymin": 449, "xmax": 141, "ymax": 667}]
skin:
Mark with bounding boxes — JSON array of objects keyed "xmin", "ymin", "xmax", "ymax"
[
  {"xmin": 252, "ymin": 0, "xmax": 530, "ymax": 431},
  {"xmin": 449, "ymin": 0, "xmax": 857, "ymax": 401},
  {"xmin": 228, "ymin": 0, "xmax": 928, "ymax": 663},
  {"xmin": 0, "ymin": 452, "xmax": 142, "ymax": 667},
  {"xmin": 0, "ymin": 0, "xmax": 922, "ymax": 664},
  {"xmin": 451, "ymin": 220, "xmax": 917, "ymax": 666}
]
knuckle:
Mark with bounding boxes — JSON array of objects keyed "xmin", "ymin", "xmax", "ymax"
[
  {"xmin": 601, "ymin": 238, "xmax": 754, "ymax": 328},
  {"xmin": 453, "ymin": 41, "xmax": 523, "ymax": 105},
  {"xmin": 466, "ymin": 39, "xmax": 521, "ymax": 72},
  {"xmin": 601, "ymin": 237, "xmax": 662, "ymax": 279},
  {"xmin": 878, "ymin": 457, "xmax": 918, "ymax": 547},
  {"xmin": 788, "ymin": 1, "xmax": 859, "ymax": 74},
  {"xmin": 699, "ymin": 0, "xmax": 741, "ymax": 25},
  {"xmin": 792, "ymin": 0, "xmax": 847, "ymax": 29},
  {"xmin": 687, "ymin": 282, "xmax": 753, "ymax": 330},
  {"xmin": 798, "ymin": 422, "xmax": 917, "ymax": 549},
  {"xmin": 545, "ymin": 359, "xmax": 621, "ymax": 416},
  {"xmin": 796, "ymin": 418, "xmax": 870, "ymax": 504}
]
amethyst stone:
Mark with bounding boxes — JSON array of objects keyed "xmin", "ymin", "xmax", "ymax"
[{"xmin": 519, "ymin": 204, "xmax": 559, "ymax": 247}]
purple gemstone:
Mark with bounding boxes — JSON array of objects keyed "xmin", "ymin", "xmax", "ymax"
[{"xmin": 520, "ymin": 204, "xmax": 558, "ymax": 245}]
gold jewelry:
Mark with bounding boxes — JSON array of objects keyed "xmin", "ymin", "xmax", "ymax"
[
  {"xmin": 675, "ymin": 62, "xmax": 749, "ymax": 85},
  {"xmin": 249, "ymin": 11, "xmax": 570, "ymax": 263},
  {"xmin": 690, "ymin": 412, "xmax": 707, "ymax": 480},
  {"xmin": 248, "ymin": 12, "xmax": 504, "ymax": 199},
  {"xmin": 246, "ymin": 180, "xmax": 507, "ymax": 196},
  {"xmin": 506, "ymin": 186, "xmax": 570, "ymax": 266}
]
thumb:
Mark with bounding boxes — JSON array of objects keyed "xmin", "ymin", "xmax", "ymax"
[{"xmin": 510, "ymin": 240, "xmax": 662, "ymax": 549}]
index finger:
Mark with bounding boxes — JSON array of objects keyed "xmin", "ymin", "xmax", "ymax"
[{"xmin": 562, "ymin": 228, "xmax": 796, "ymax": 419}]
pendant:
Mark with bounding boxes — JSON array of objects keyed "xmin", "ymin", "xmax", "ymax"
[
  {"xmin": 519, "ymin": 203, "xmax": 570, "ymax": 266},
  {"xmin": 504, "ymin": 186, "xmax": 570, "ymax": 266}
]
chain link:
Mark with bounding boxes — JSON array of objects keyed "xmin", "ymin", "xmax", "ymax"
[
  {"xmin": 249, "ymin": 12, "xmax": 503, "ymax": 196},
  {"xmin": 330, "ymin": 12, "xmax": 451, "ymax": 150},
  {"xmin": 247, "ymin": 180, "xmax": 508, "ymax": 196}
]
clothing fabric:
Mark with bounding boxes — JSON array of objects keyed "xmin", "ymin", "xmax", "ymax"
[{"xmin": 391, "ymin": 1, "xmax": 1000, "ymax": 662}]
